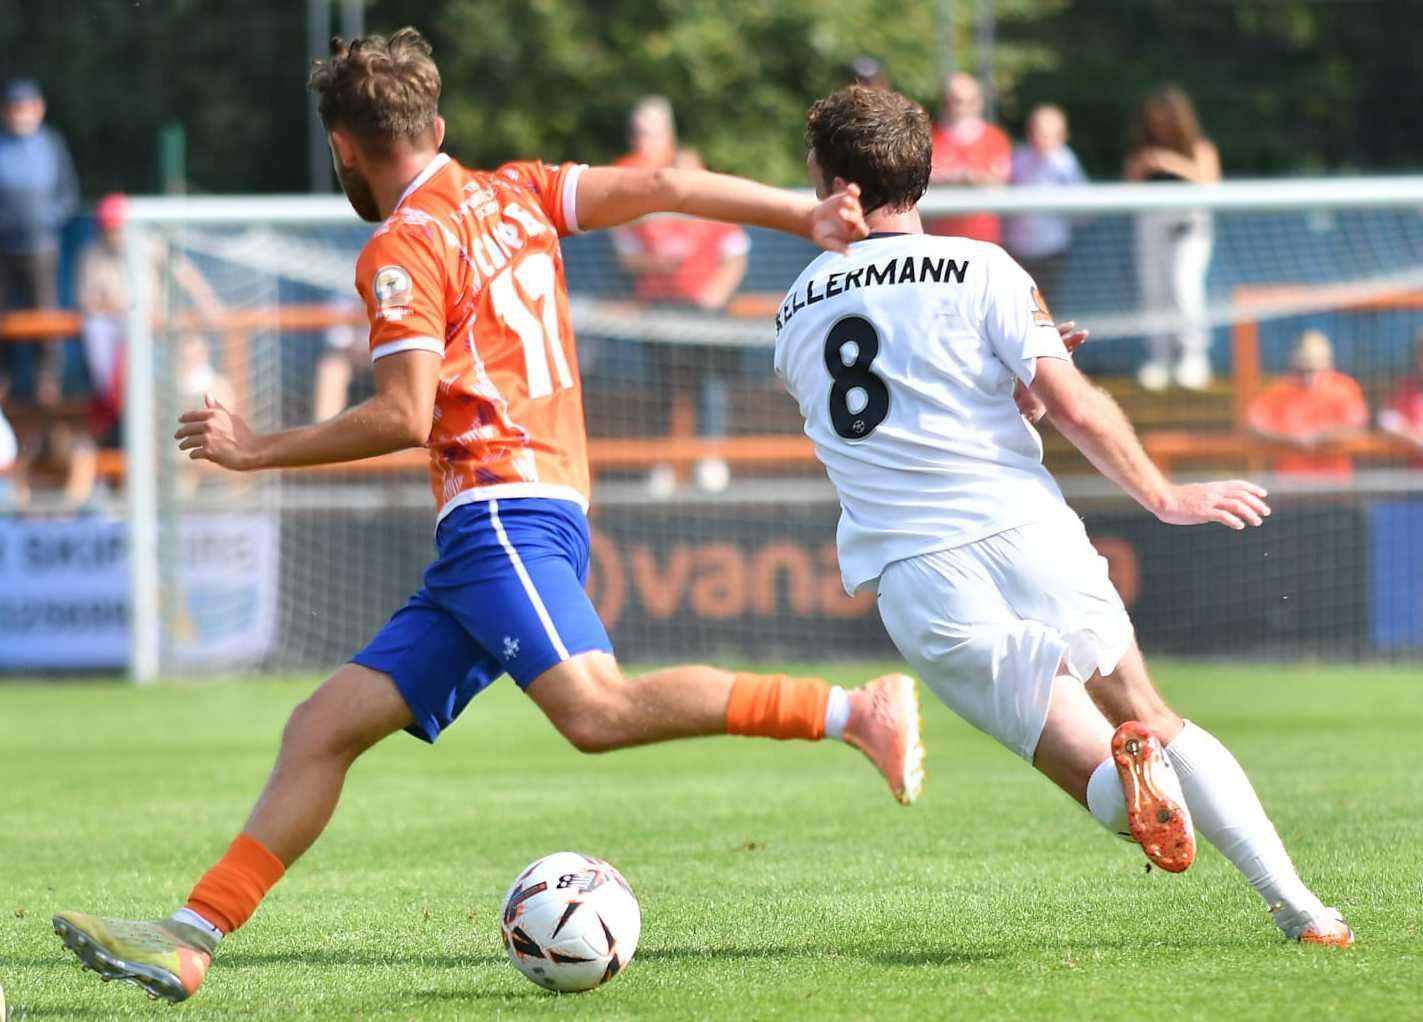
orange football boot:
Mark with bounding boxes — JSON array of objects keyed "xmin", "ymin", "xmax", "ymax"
[{"xmin": 1111, "ymin": 721, "xmax": 1196, "ymax": 872}]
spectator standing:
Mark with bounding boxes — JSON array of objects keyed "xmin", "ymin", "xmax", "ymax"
[
  {"xmin": 312, "ymin": 301, "xmax": 370, "ymax": 422},
  {"xmin": 1125, "ymin": 85, "xmax": 1220, "ymax": 392},
  {"xmin": 616, "ymin": 96, "xmax": 678, "ymax": 171},
  {"xmin": 926, "ymin": 73, "xmax": 1011, "ymax": 242},
  {"xmin": 848, "ymin": 56, "xmax": 888, "ymax": 90},
  {"xmin": 1004, "ymin": 104, "xmax": 1086, "ymax": 302},
  {"xmin": 1247, "ymin": 330, "xmax": 1367, "ymax": 479},
  {"xmin": 1378, "ymin": 330, "xmax": 1423, "ymax": 464},
  {"xmin": 0, "ymin": 79, "xmax": 79, "ymax": 405},
  {"xmin": 613, "ymin": 150, "xmax": 749, "ymax": 495},
  {"xmin": 76, "ymin": 193, "xmax": 222, "ymax": 441}
]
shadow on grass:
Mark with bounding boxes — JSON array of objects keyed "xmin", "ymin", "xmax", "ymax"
[{"xmin": 220, "ymin": 949, "xmax": 507, "ymax": 970}]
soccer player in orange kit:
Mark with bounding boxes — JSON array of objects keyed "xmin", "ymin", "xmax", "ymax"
[{"xmin": 51, "ymin": 28, "xmax": 923, "ymax": 1003}]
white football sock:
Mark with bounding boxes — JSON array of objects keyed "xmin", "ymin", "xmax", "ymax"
[
  {"xmin": 1165, "ymin": 721, "xmax": 1323, "ymax": 917},
  {"xmin": 1086, "ymin": 756, "xmax": 1130, "ymax": 837},
  {"xmin": 824, "ymin": 686, "xmax": 851, "ymax": 741},
  {"xmin": 171, "ymin": 907, "xmax": 224, "ymax": 944},
  {"xmin": 1087, "ymin": 762, "xmax": 1132, "ymax": 842}
]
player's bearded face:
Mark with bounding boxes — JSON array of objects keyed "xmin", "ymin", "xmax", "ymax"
[{"xmin": 333, "ymin": 151, "xmax": 381, "ymax": 223}]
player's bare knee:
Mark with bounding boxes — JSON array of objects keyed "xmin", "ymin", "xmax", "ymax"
[
  {"xmin": 279, "ymin": 697, "xmax": 333, "ymax": 759},
  {"xmin": 282, "ymin": 690, "xmax": 373, "ymax": 764},
  {"xmin": 554, "ymin": 678, "xmax": 634, "ymax": 754},
  {"xmin": 552, "ymin": 699, "xmax": 625, "ymax": 754}
]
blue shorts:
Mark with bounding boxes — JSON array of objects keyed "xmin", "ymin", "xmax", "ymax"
[{"xmin": 352, "ymin": 498, "xmax": 613, "ymax": 743}]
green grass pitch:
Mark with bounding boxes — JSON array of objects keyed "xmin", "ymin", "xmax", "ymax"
[{"xmin": 2, "ymin": 661, "xmax": 1420, "ymax": 1020}]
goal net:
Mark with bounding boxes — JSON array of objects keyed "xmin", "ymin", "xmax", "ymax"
[{"xmin": 120, "ymin": 179, "xmax": 1423, "ymax": 680}]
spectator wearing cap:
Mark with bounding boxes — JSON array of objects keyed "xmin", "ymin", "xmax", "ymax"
[
  {"xmin": 848, "ymin": 56, "xmax": 888, "ymax": 90},
  {"xmin": 1004, "ymin": 105, "xmax": 1086, "ymax": 303},
  {"xmin": 926, "ymin": 72, "xmax": 1012, "ymax": 243},
  {"xmin": 1247, "ymin": 330, "xmax": 1368, "ymax": 479},
  {"xmin": 0, "ymin": 79, "xmax": 79, "ymax": 405},
  {"xmin": 1378, "ymin": 330, "xmax": 1423, "ymax": 466},
  {"xmin": 76, "ymin": 192, "xmax": 222, "ymax": 441}
]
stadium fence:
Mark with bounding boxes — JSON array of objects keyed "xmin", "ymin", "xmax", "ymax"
[{"xmin": 3, "ymin": 179, "xmax": 1421, "ymax": 679}]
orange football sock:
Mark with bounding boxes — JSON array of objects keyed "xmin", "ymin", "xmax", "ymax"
[
  {"xmin": 725, "ymin": 673, "xmax": 830, "ymax": 741},
  {"xmin": 184, "ymin": 833, "xmax": 286, "ymax": 935}
]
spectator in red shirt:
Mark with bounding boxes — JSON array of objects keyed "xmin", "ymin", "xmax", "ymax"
[
  {"xmin": 616, "ymin": 95, "xmax": 678, "ymax": 171},
  {"xmin": 1247, "ymin": 330, "xmax": 1368, "ymax": 479},
  {"xmin": 614, "ymin": 152, "xmax": 750, "ymax": 312},
  {"xmin": 1378, "ymin": 330, "xmax": 1423, "ymax": 464},
  {"xmin": 926, "ymin": 73, "xmax": 1011, "ymax": 242},
  {"xmin": 612, "ymin": 142, "xmax": 750, "ymax": 495}
]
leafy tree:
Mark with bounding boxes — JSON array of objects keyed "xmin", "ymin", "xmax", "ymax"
[
  {"xmin": 1, "ymin": 0, "xmax": 309, "ymax": 195},
  {"xmin": 1, "ymin": 0, "xmax": 1418, "ymax": 197},
  {"xmin": 418, "ymin": 0, "xmax": 1059, "ymax": 183},
  {"xmin": 1010, "ymin": 0, "xmax": 1423, "ymax": 178}
]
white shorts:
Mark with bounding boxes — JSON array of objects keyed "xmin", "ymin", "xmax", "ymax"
[{"xmin": 875, "ymin": 508, "xmax": 1134, "ymax": 762}]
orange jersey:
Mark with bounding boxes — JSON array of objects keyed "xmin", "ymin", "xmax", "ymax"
[
  {"xmin": 355, "ymin": 155, "xmax": 590, "ymax": 521},
  {"xmin": 1247, "ymin": 370, "xmax": 1368, "ymax": 478}
]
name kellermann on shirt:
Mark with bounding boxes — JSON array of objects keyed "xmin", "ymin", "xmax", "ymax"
[{"xmin": 776, "ymin": 255, "xmax": 970, "ymax": 334}]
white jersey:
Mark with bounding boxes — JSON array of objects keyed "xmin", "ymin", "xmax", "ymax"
[{"xmin": 773, "ymin": 232, "xmax": 1072, "ymax": 594}]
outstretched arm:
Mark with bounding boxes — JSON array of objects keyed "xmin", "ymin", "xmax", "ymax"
[
  {"xmin": 175, "ymin": 349, "xmax": 440, "ymax": 471},
  {"xmin": 1030, "ymin": 357, "xmax": 1270, "ymax": 530},
  {"xmin": 575, "ymin": 166, "xmax": 868, "ymax": 253}
]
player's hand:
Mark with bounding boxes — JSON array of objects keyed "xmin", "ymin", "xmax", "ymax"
[
  {"xmin": 1015, "ymin": 322, "xmax": 1086, "ymax": 423},
  {"xmin": 1157, "ymin": 480, "xmax": 1271, "ymax": 530},
  {"xmin": 174, "ymin": 393, "xmax": 263, "ymax": 471},
  {"xmin": 1058, "ymin": 319, "xmax": 1088, "ymax": 355},
  {"xmin": 809, "ymin": 183, "xmax": 868, "ymax": 254},
  {"xmin": 1014, "ymin": 381, "xmax": 1047, "ymax": 422}
]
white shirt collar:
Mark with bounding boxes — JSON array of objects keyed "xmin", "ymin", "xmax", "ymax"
[{"xmin": 395, "ymin": 153, "xmax": 452, "ymax": 210}]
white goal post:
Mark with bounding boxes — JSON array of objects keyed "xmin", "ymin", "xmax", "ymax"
[{"xmin": 121, "ymin": 176, "xmax": 1423, "ymax": 681}]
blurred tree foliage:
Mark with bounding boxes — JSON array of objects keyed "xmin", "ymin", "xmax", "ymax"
[
  {"xmin": 0, "ymin": 0, "xmax": 310, "ymax": 195},
  {"xmin": 0, "ymin": 0, "xmax": 1417, "ymax": 196},
  {"xmin": 1011, "ymin": 0, "xmax": 1423, "ymax": 177},
  {"xmin": 422, "ymin": 0, "xmax": 1060, "ymax": 182}
]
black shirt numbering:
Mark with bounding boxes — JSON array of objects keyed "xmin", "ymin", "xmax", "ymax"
[{"xmin": 777, "ymin": 256, "xmax": 970, "ymax": 333}]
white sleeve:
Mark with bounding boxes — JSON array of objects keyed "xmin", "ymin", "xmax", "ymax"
[{"xmin": 981, "ymin": 247, "xmax": 1070, "ymax": 385}]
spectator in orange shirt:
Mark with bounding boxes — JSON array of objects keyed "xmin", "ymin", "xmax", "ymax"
[
  {"xmin": 926, "ymin": 73, "xmax": 1011, "ymax": 242},
  {"xmin": 1378, "ymin": 330, "xmax": 1423, "ymax": 464},
  {"xmin": 1247, "ymin": 330, "xmax": 1368, "ymax": 479}
]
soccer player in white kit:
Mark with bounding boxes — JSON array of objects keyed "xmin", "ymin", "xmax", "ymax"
[{"xmin": 775, "ymin": 86, "xmax": 1353, "ymax": 947}]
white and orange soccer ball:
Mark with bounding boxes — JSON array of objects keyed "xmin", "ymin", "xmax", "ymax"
[{"xmin": 500, "ymin": 852, "xmax": 641, "ymax": 993}]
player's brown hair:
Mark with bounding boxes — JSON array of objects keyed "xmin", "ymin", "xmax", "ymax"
[
  {"xmin": 307, "ymin": 27, "xmax": 441, "ymax": 153},
  {"xmin": 805, "ymin": 86, "xmax": 931, "ymax": 216},
  {"xmin": 1131, "ymin": 85, "xmax": 1204, "ymax": 158}
]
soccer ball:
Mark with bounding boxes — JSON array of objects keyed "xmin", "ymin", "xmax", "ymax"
[{"xmin": 499, "ymin": 852, "xmax": 641, "ymax": 993}]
